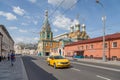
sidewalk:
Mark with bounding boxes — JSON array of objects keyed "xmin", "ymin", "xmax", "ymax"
[
  {"xmin": 0, "ymin": 56, "xmax": 28, "ymax": 80},
  {"xmin": 67, "ymin": 57, "xmax": 120, "ymax": 66}
]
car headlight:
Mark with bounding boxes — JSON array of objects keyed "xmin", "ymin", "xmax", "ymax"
[{"xmin": 57, "ymin": 62, "xmax": 61, "ymax": 64}]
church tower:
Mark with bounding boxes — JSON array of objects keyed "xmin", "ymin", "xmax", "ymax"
[
  {"xmin": 40, "ymin": 10, "xmax": 53, "ymax": 41},
  {"xmin": 37, "ymin": 10, "xmax": 58, "ymax": 56}
]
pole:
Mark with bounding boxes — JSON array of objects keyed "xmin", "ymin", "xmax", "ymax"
[
  {"xmin": 102, "ymin": 16, "xmax": 106, "ymax": 62},
  {"xmin": 96, "ymin": 0, "xmax": 106, "ymax": 62}
]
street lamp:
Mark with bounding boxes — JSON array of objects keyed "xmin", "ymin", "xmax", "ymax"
[{"xmin": 96, "ymin": 0, "xmax": 106, "ymax": 62}]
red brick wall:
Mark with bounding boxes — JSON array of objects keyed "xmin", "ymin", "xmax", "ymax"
[{"xmin": 64, "ymin": 39, "xmax": 120, "ymax": 59}]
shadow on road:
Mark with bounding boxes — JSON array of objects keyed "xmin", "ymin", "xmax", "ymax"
[{"xmin": 22, "ymin": 56, "xmax": 58, "ymax": 80}]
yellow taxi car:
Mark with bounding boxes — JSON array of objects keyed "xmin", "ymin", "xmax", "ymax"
[{"xmin": 46, "ymin": 55, "xmax": 70, "ymax": 69}]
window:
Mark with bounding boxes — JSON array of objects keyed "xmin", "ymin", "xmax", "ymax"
[
  {"xmin": 81, "ymin": 46, "xmax": 84, "ymax": 49},
  {"xmin": 77, "ymin": 46, "xmax": 80, "ymax": 50},
  {"xmin": 45, "ymin": 43, "xmax": 48, "ymax": 46},
  {"xmin": 112, "ymin": 42, "xmax": 117, "ymax": 48},
  {"xmin": 47, "ymin": 34, "xmax": 49, "ymax": 38},
  {"xmin": 86, "ymin": 45, "xmax": 88, "ymax": 49},
  {"xmin": 105, "ymin": 43, "xmax": 107, "ymax": 48},
  {"xmin": 90, "ymin": 44, "xmax": 93, "ymax": 49},
  {"xmin": 50, "ymin": 42, "xmax": 52, "ymax": 46}
]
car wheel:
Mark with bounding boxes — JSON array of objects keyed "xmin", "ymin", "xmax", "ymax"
[{"xmin": 54, "ymin": 63, "xmax": 57, "ymax": 69}]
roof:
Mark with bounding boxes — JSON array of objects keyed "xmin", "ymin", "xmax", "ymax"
[
  {"xmin": 54, "ymin": 32, "xmax": 68, "ymax": 38},
  {"xmin": 65, "ymin": 33, "xmax": 120, "ymax": 46}
]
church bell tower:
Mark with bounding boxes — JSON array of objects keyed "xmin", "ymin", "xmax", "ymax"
[{"xmin": 40, "ymin": 10, "xmax": 53, "ymax": 41}]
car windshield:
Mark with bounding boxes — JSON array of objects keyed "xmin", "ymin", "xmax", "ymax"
[{"xmin": 54, "ymin": 56, "xmax": 65, "ymax": 59}]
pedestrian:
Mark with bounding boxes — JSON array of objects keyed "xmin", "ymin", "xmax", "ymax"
[
  {"xmin": 0, "ymin": 56, "xmax": 1, "ymax": 62},
  {"xmin": 7, "ymin": 53, "xmax": 10, "ymax": 61},
  {"xmin": 10, "ymin": 52, "xmax": 15, "ymax": 66}
]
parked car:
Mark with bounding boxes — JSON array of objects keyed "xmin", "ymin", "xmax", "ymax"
[{"xmin": 46, "ymin": 55, "xmax": 70, "ymax": 69}]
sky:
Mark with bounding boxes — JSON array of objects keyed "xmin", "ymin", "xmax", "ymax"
[{"xmin": 0, "ymin": 0, "xmax": 120, "ymax": 44}]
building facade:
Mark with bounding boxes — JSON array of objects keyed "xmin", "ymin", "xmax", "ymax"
[
  {"xmin": 64, "ymin": 33, "xmax": 120, "ymax": 60},
  {"xmin": 37, "ymin": 10, "xmax": 59, "ymax": 56},
  {"xmin": 14, "ymin": 44, "xmax": 36, "ymax": 55},
  {"xmin": 0, "ymin": 25, "xmax": 14, "ymax": 57},
  {"xmin": 52, "ymin": 21, "xmax": 89, "ymax": 56},
  {"xmin": 0, "ymin": 32, "xmax": 3, "ymax": 56}
]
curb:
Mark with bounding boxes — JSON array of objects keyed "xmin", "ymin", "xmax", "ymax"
[
  {"xmin": 76, "ymin": 58, "xmax": 120, "ymax": 66},
  {"xmin": 20, "ymin": 56, "xmax": 29, "ymax": 80},
  {"xmin": 66, "ymin": 57, "xmax": 120, "ymax": 66}
]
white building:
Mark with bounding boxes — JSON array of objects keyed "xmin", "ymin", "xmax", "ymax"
[
  {"xmin": 53, "ymin": 32, "xmax": 68, "ymax": 41},
  {"xmin": 14, "ymin": 44, "xmax": 22, "ymax": 54}
]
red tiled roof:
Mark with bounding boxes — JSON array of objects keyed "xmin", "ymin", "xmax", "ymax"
[{"xmin": 65, "ymin": 33, "xmax": 120, "ymax": 46}]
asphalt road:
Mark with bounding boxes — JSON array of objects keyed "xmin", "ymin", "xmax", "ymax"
[{"xmin": 22, "ymin": 55, "xmax": 120, "ymax": 80}]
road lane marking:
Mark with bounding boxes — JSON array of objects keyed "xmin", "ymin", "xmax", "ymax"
[
  {"xmin": 71, "ymin": 68, "xmax": 81, "ymax": 71},
  {"xmin": 71, "ymin": 62, "xmax": 120, "ymax": 72},
  {"xmin": 96, "ymin": 75, "xmax": 111, "ymax": 80}
]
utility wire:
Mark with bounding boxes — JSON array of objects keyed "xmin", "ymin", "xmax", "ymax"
[
  {"xmin": 49, "ymin": 0, "xmax": 65, "ymax": 18},
  {"xmin": 38, "ymin": 0, "xmax": 65, "ymax": 32},
  {"xmin": 38, "ymin": 0, "xmax": 81, "ymax": 34},
  {"xmin": 62, "ymin": 0, "xmax": 81, "ymax": 15}
]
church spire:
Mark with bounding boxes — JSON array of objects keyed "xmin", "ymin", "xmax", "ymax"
[
  {"xmin": 43, "ymin": 10, "xmax": 49, "ymax": 27},
  {"xmin": 45, "ymin": 10, "xmax": 48, "ymax": 18},
  {"xmin": 41, "ymin": 10, "xmax": 51, "ymax": 32}
]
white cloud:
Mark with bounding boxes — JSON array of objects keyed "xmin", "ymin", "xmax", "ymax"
[
  {"xmin": 0, "ymin": 11, "xmax": 17, "ymax": 20},
  {"xmin": 34, "ymin": 37, "xmax": 39, "ymax": 40},
  {"xmin": 29, "ymin": 0, "xmax": 37, "ymax": 3},
  {"xmin": 33, "ymin": 20, "xmax": 38, "ymax": 25},
  {"xmin": 14, "ymin": 37, "xmax": 38, "ymax": 43},
  {"xmin": 52, "ymin": 13, "xmax": 72, "ymax": 30},
  {"xmin": 19, "ymin": 29, "xmax": 28, "ymax": 33},
  {"xmin": 15, "ymin": 37, "xmax": 24, "ymax": 42},
  {"xmin": 48, "ymin": 0, "xmax": 60, "ymax": 5},
  {"xmin": 13, "ymin": 6, "xmax": 25, "ymax": 16},
  {"xmin": 48, "ymin": 0, "xmax": 77, "ymax": 9},
  {"xmin": 9, "ymin": 26, "xmax": 18, "ymax": 30},
  {"xmin": 24, "ymin": 16, "xmax": 31, "ymax": 19},
  {"xmin": 52, "ymin": 12, "xmax": 80, "ymax": 30},
  {"xmin": 21, "ymin": 23, "xmax": 29, "ymax": 26},
  {"xmin": 53, "ymin": 29, "xmax": 58, "ymax": 32}
]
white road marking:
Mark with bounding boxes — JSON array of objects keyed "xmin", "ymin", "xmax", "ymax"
[
  {"xmin": 71, "ymin": 62, "xmax": 120, "ymax": 72},
  {"xmin": 71, "ymin": 68, "xmax": 81, "ymax": 71},
  {"xmin": 96, "ymin": 75, "xmax": 111, "ymax": 80}
]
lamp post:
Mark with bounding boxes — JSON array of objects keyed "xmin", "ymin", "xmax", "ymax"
[{"xmin": 96, "ymin": 0, "xmax": 106, "ymax": 62}]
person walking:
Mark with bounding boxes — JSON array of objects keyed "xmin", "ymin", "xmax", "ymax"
[
  {"xmin": 10, "ymin": 52, "xmax": 15, "ymax": 66},
  {"xmin": 7, "ymin": 53, "xmax": 10, "ymax": 61},
  {"xmin": 0, "ymin": 56, "xmax": 1, "ymax": 62}
]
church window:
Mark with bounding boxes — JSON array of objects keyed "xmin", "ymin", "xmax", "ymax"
[
  {"xmin": 50, "ymin": 42, "xmax": 52, "ymax": 46},
  {"xmin": 47, "ymin": 34, "xmax": 50, "ymax": 38}
]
